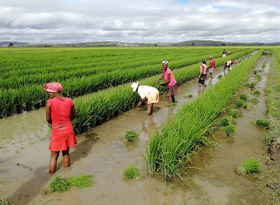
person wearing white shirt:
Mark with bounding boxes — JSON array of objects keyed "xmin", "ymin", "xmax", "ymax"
[{"xmin": 131, "ymin": 81, "xmax": 159, "ymax": 115}]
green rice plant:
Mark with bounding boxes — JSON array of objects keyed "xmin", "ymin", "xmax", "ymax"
[
  {"xmin": 48, "ymin": 175, "xmax": 93, "ymax": 193},
  {"xmin": 229, "ymin": 109, "xmax": 239, "ymax": 118},
  {"xmin": 248, "ymin": 82, "xmax": 257, "ymax": 88},
  {"xmin": 0, "ymin": 199, "xmax": 13, "ymax": 205},
  {"xmin": 124, "ymin": 130, "xmax": 139, "ymax": 143},
  {"xmin": 48, "ymin": 176, "xmax": 71, "ymax": 193},
  {"xmin": 123, "ymin": 166, "xmax": 139, "ymax": 180},
  {"xmin": 240, "ymin": 94, "xmax": 249, "ymax": 101},
  {"xmin": 255, "ymin": 119, "xmax": 269, "ymax": 129},
  {"xmin": 220, "ymin": 117, "xmax": 231, "ymax": 127},
  {"xmin": 222, "ymin": 124, "xmax": 236, "ymax": 136},
  {"xmin": 145, "ymin": 50, "xmax": 262, "ymax": 179},
  {"xmin": 235, "ymin": 99, "xmax": 245, "ymax": 108},
  {"xmin": 251, "ymin": 97, "xmax": 259, "ymax": 104},
  {"xmin": 237, "ymin": 158, "xmax": 261, "ymax": 174},
  {"xmin": 218, "ymin": 74, "xmax": 223, "ymax": 79},
  {"xmin": 253, "ymin": 90, "xmax": 261, "ymax": 95},
  {"xmin": 255, "ymin": 75, "xmax": 262, "ymax": 81}
]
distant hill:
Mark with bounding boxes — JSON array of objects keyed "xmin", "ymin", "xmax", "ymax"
[{"xmin": 0, "ymin": 40, "xmax": 279, "ymax": 47}]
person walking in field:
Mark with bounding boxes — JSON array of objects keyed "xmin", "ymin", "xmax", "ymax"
[
  {"xmin": 198, "ymin": 59, "xmax": 208, "ymax": 87},
  {"xmin": 227, "ymin": 50, "xmax": 232, "ymax": 55},
  {"xmin": 44, "ymin": 82, "xmax": 77, "ymax": 174},
  {"xmin": 224, "ymin": 60, "xmax": 234, "ymax": 72},
  {"xmin": 131, "ymin": 81, "xmax": 159, "ymax": 115},
  {"xmin": 157, "ymin": 61, "xmax": 177, "ymax": 103},
  {"xmin": 209, "ymin": 56, "xmax": 215, "ymax": 78},
  {"xmin": 222, "ymin": 49, "xmax": 227, "ymax": 58}
]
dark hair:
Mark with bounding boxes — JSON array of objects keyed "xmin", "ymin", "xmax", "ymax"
[{"xmin": 202, "ymin": 59, "xmax": 207, "ymax": 64}]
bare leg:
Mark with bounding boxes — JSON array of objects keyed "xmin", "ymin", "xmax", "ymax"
[
  {"xmin": 147, "ymin": 104, "xmax": 153, "ymax": 115},
  {"xmin": 49, "ymin": 151, "xmax": 60, "ymax": 174},
  {"xmin": 62, "ymin": 149, "xmax": 70, "ymax": 168},
  {"xmin": 168, "ymin": 96, "xmax": 173, "ymax": 103}
]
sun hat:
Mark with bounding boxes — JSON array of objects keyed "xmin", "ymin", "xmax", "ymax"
[
  {"xmin": 44, "ymin": 82, "xmax": 63, "ymax": 93},
  {"xmin": 131, "ymin": 81, "xmax": 139, "ymax": 92},
  {"xmin": 162, "ymin": 61, "xmax": 168, "ymax": 65}
]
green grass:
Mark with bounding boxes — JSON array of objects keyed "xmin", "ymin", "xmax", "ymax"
[
  {"xmin": 222, "ymin": 124, "xmax": 236, "ymax": 136},
  {"xmin": 240, "ymin": 94, "xmax": 249, "ymax": 101},
  {"xmin": 256, "ymin": 119, "xmax": 269, "ymax": 129},
  {"xmin": 229, "ymin": 109, "xmax": 239, "ymax": 118},
  {"xmin": 253, "ymin": 90, "xmax": 261, "ymax": 95},
  {"xmin": 123, "ymin": 166, "xmax": 139, "ymax": 180},
  {"xmin": 145, "ymin": 50, "xmax": 262, "ymax": 179},
  {"xmin": 124, "ymin": 130, "xmax": 139, "ymax": 143},
  {"xmin": 220, "ymin": 117, "xmax": 231, "ymax": 127},
  {"xmin": 48, "ymin": 175, "xmax": 93, "ymax": 193},
  {"xmin": 238, "ymin": 158, "xmax": 261, "ymax": 174},
  {"xmin": 235, "ymin": 99, "xmax": 245, "ymax": 108}
]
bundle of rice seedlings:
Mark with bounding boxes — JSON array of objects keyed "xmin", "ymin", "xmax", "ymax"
[
  {"xmin": 255, "ymin": 75, "xmax": 262, "ymax": 81},
  {"xmin": 123, "ymin": 166, "xmax": 139, "ymax": 180},
  {"xmin": 237, "ymin": 158, "xmax": 261, "ymax": 174},
  {"xmin": 255, "ymin": 119, "xmax": 269, "ymax": 129},
  {"xmin": 251, "ymin": 97, "xmax": 259, "ymax": 104},
  {"xmin": 240, "ymin": 94, "xmax": 249, "ymax": 101},
  {"xmin": 253, "ymin": 90, "xmax": 261, "ymax": 95},
  {"xmin": 229, "ymin": 109, "xmax": 239, "ymax": 118},
  {"xmin": 124, "ymin": 130, "xmax": 139, "ymax": 143},
  {"xmin": 222, "ymin": 124, "xmax": 236, "ymax": 136},
  {"xmin": 235, "ymin": 99, "xmax": 245, "ymax": 108},
  {"xmin": 48, "ymin": 176, "xmax": 71, "ymax": 193},
  {"xmin": 220, "ymin": 117, "xmax": 231, "ymax": 127}
]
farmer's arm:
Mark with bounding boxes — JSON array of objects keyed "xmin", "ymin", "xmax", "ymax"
[
  {"xmin": 137, "ymin": 97, "xmax": 146, "ymax": 106},
  {"xmin": 71, "ymin": 105, "xmax": 77, "ymax": 120},
  {"xmin": 164, "ymin": 73, "xmax": 171, "ymax": 85},
  {"xmin": 46, "ymin": 104, "xmax": 52, "ymax": 124}
]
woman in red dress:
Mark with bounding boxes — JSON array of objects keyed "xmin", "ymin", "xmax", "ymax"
[{"xmin": 44, "ymin": 82, "xmax": 77, "ymax": 173}]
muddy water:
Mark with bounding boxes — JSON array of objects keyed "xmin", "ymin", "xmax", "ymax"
[{"xmin": 0, "ymin": 52, "xmax": 265, "ymax": 205}]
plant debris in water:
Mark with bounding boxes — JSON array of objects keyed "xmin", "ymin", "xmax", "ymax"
[
  {"xmin": 123, "ymin": 166, "xmax": 139, "ymax": 180},
  {"xmin": 237, "ymin": 158, "xmax": 261, "ymax": 175},
  {"xmin": 255, "ymin": 119, "xmax": 269, "ymax": 129},
  {"xmin": 48, "ymin": 175, "xmax": 93, "ymax": 193},
  {"xmin": 124, "ymin": 130, "xmax": 139, "ymax": 143}
]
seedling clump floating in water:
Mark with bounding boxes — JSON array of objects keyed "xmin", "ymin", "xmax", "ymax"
[
  {"xmin": 237, "ymin": 158, "xmax": 261, "ymax": 175},
  {"xmin": 123, "ymin": 166, "xmax": 139, "ymax": 180},
  {"xmin": 222, "ymin": 124, "xmax": 236, "ymax": 136},
  {"xmin": 124, "ymin": 130, "xmax": 139, "ymax": 143},
  {"xmin": 255, "ymin": 119, "xmax": 269, "ymax": 129}
]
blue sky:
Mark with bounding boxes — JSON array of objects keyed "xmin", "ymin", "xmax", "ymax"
[{"xmin": 0, "ymin": 0, "xmax": 279, "ymax": 43}]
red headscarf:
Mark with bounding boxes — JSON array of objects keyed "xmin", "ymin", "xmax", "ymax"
[{"xmin": 44, "ymin": 82, "xmax": 63, "ymax": 93}]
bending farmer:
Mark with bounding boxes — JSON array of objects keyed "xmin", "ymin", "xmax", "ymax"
[{"xmin": 131, "ymin": 81, "xmax": 159, "ymax": 115}]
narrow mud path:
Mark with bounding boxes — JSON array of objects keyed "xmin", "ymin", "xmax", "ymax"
[{"xmin": 0, "ymin": 52, "xmax": 265, "ymax": 205}]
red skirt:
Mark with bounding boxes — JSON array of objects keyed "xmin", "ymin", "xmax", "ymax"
[{"xmin": 49, "ymin": 124, "xmax": 77, "ymax": 151}]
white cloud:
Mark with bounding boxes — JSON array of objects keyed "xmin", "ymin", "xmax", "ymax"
[{"xmin": 0, "ymin": 0, "xmax": 279, "ymax": 43}]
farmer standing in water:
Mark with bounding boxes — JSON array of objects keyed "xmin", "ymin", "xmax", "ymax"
[
  {"xmin": 131, "ymin": 81, "xmax": 159, "ymax": 115},
  {"xmin": 222, "ymin": 49, "xmax": 227, "ymax": 58},
  {"xmin": 157, "ymin": 61, "xmax": 177, "ymax": 103},
  {"xmin": 44, "ymin": 82, "xmax": 77, "ymax": 173},
  {"xmin": 209, "ymin": 56, "xmax": 215, "ymax": 78},
  {"xmin": 198, "ymin": 59, "xmax": 208, "ymax": 87},
  {"xmin": 224, "ymin": 60, "xmax": 235, "ymax": 73}
]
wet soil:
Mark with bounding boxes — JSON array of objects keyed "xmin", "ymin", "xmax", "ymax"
[{"xmin": 0, "ymin": 52, "xmax": 271, "ymax": 205}]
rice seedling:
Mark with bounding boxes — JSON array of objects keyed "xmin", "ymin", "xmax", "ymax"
[
  {"xmin": 0, "ymin": 199, "xmax": 13, "ymax": 205},
  {"xmin": 145, "ymin": 50, "xmax": 262, "ymax": 179},
  {"xmin": 237, "ymin": 158, "xmax": 261, "ymax": 174},
  {"xmin": 229, "ymin": 109, "xmax": 239, "ymax": 118},
  {"xmin": 255, "ymin": 119, "xmax": 269, "ymax": 129},
  {"xmin": 124, "ymin": 130, "xmax": 139, "ymax": 143},
  {"xmin": 240, "ymin": 94, "xmax": 249, "ymax": 101},
  {"xmin": 123, "ymin": 166, "xmax": 139, "ymax": 180},
  {"xmin": 248, "ymin": 82, "xmax": 257, "ymax": 88},
  {"xmin": 48, "ymin": 175, "xmax": 93, "ymax": 193},
  {"xmin": 251, "ymin": 97, "xmax": 259, "ymax": 104},
  {"xmin": 235, "ymin": 99, "xmax": 245, "ymax": 108},
  {"xmin": 220, "ymin": 117, "xmax": 231, "ymax": 127},
  {"xmin": 255, "ymin": 75, "xmax": 262, "ymax": 81},
  {"xmin": 253, "ymin": 70, "xmax": 257, "ymax": 74},
  {"xmin": 168, "ymin": 103, "xmax": 177, "ymax": 107},
  {"xmin": 243, "ymin": 103, "xmax": 248, "ymax": 109},
  {"xmin": 222, "ymin": 124, "xmax": 236, "ymax": 136},
  {"xmin": 188, "ymin": 94, "xmax": 193, "ymax": 98},
  {"xmin": 253, "ymin": 90, "xmax": 261, "ymax": 95},
  {"xmin": 218, "ymin": 74, "xmax": 223, "ymax": 79}
]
